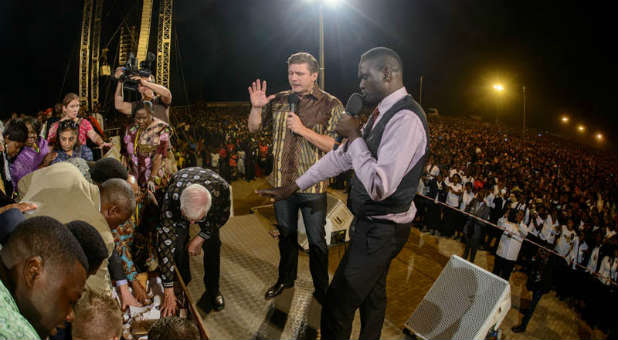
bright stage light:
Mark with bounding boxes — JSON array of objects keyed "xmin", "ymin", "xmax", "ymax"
[
  {"xmin": 561, "ymin": 116, "xmax": 569, "ymax": 123},
  {"xmin": 577, "ymin": 125, "xmax": 585, "ymax": 132},
  {"xmin": 596, "ymin": 133, "xmax": 604, "ymax": 141},
  {"xmin": 493, "ymin": 84, "xmax": 504, "ymax": 92}
]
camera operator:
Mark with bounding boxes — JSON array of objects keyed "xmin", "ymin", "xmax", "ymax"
[{"xmin": 113, "ymin": 67, "xmax": 172, "ymax": 124}]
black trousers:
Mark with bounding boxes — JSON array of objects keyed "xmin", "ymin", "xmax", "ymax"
[
  {"xmin": 274, "ymin": 192, "xmax": 329, "ymax": 296},
  {"xmin": 175, "ymin": 226, "xmax": 221, "ymax": 305},
  {"xmin": 321, "ymin": 217, "xmax": 411, "ymax": 340},
  {"xmin": 492, "ymin": 255, "xmax": 515, "ymax": 281}
]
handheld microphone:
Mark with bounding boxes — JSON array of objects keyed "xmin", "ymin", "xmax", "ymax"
[
  {"xmin": 334, "ymin": 92, "xmax": 364, "ymax": 150},
  {"xmin": 287, "ymin": 93, "xmax": 300, "ymax": 114},
  {"xmin": 287, "ymin": 93, "xmax": 300, "ymax": 136}
]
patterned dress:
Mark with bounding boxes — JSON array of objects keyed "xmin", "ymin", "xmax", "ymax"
[
  {"xmin": 123, "ymin": 117, "xmax": 174, "ymax": 189},
  {"xmin": 157, "ymin": 167, "xmax": 231, "ymax": 287},
  {"xmin": 0, "ymin": 280, "xmax": 40, "ymax": 339}
]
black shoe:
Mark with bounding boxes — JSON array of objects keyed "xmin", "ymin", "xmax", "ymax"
[
  {"xmin": 512, "ymin": 325, "xmax": 526, "ymax": 333},
  {"xmin": 213, "ymin": 293, "xmax": 225, "ymax": 311},
  {"xmin": 196, "ymin": 294, "xmax": 213, "ymax": 314},
  {"xmin": 265, "ymin": 282, "xmax": 293, "ymax": 299}
]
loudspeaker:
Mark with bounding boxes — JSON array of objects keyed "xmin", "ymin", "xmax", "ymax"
[
  {"xmin": 404, "ymin": 255, "xmax": 511, "ymax": 340},
  {"xmin": 297, "ymin": 193, "xmax": 353, "ymax": 250}
]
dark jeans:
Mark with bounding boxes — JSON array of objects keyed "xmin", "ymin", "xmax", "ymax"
[
  {"xmin": 321, "ymin": 217, "xmax": 411, "ymax": 340},
  {"xmin": 274, "ymin": 192, "xmax": 328, "ymax": 296},
  {"xmin": 175, "ymin": 226, "xmax": 221, "ymax": 305},
  {"xmin": 493, "ymin": 255, "xmax": 515, "ymax": 281},
  {"xmin": 520, "ymin": 290, "xmax": 544, "ymax": 329}
]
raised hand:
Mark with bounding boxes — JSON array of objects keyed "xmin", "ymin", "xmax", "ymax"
[{"xmin": 248, "ymin": 79, "xmax": 276, "ymax": 109}]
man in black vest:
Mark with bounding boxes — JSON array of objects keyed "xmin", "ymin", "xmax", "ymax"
[{"xmin": 258, "ymin": 47, "xmax": 429, "ymax": 340}]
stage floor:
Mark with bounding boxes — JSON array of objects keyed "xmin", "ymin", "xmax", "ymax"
[{"xmin": 185, "ymin": 179, "xmax": 606, "ymax": 340}]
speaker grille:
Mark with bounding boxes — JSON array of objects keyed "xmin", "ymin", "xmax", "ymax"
[{"xmin": 405, "ymin": 255, "xmax": 510, "ymax": 339}]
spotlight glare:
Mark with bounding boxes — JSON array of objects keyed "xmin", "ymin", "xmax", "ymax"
[
  {"xmin": 561, "ymin": 116, "xmax": 569, "ymax": 123},
  {"xmin": 596, "ymin": 133, "xmax": 604, "ymax": 141},
  {"xmin": 323, "ymin": 0, "xmax": 341, "ymax": 6},
  {"xmin": 493, "ymin": 84, "xmax": 504, "ymax": 92},
  {"xmin": 577, "ymin": 125, "xmax": 585, "ymax": 132}
]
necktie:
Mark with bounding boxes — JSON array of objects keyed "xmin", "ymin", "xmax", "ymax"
[{"xmin": 365, "ymin": 107, "xmax": 380, "ymax": 135}]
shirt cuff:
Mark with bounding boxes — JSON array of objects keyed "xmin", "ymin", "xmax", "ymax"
[
  {"xmin": 115, "ymin": 279, "xmax": 128, "ymax": 287},
  {"xmin": 295, "ymin": 175, "xmax": 314, "ymax": 191}
]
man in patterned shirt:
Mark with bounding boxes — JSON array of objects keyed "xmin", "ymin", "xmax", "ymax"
[
  {"xmin": 157, "ymin": 167, "xmax": 231, "ymax": 317},
  {"xmin": 248, "ymin": 52, "xmax": 345, "ymax": 303}
]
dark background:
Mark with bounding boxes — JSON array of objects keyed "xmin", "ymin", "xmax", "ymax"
[{"xmin": 1, "ymin": 0, "xmax": 616, "ymax": 144}]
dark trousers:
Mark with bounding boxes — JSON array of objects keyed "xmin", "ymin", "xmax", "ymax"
[
  {"xmin": 519, "ymin": 290, "xmax": 544, "ymax": 329},
  {"xmin": 493, "ymin": 255, "xmax": 515, "ymax": 281},
  {"xmin": 321, "ymin": 217, "xmax": 411, "ymax": 340},
  {"xmin": 175, "ymin": 226, "xmax": 221, "ymax": 304},
  {"xmin": 274, "ymin": 192, "xmax": 329, "ymax": 296},
  {"xmin": 462, "ymin": 220, "xmax": 482, "ymax": 263}
]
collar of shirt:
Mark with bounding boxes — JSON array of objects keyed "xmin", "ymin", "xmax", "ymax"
[{"xmin": 376, "ymin": 87, "xmax": 408, "ymax": 121}]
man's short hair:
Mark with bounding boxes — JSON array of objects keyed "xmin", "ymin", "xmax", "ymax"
[
  {"xmin": 360, "ymin": 47, "xmax": 403, "ymax": 73},
  {"xmin": 90, "ymin": 158, "xmax": 129, "ymax": 184},
  {"xmin": 66, "ymin": 220, "xmax": 109, "ymax": 274},
  {"xmin": 2, "ymin": 216, "xmax": 88, "ymax": 273},
  {"xmin": 287, "ymin": 52, "xmax": 319, "ymax": 74},
  {"xmin": 148, "ymin": 316, "xmax": 199, "ymax": 340},
  {"xmin": 101, "ymin": 178, "xmax": 136, "ymax": 216},
  {"xmin": 72, "ymin": 289, "xmax": 122, "ymax": 340},
  {"xmin": 3, "ymin": 119, "xmax": 28, "ymax": 143},
  {"xmin": 180, "ymin": 184, "xmax": 211, "ymax": 221}
]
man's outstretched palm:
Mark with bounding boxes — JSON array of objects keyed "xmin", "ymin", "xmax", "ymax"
[{"xmin": 248, "ymin": 79, "xmax": 276, "ymax": 108}]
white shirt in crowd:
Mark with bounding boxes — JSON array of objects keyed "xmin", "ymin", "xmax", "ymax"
[
  {"xmin": 540, "ymin": 215, "xmax": 559, "ymax": 244},
  {"xmin": 459, "ymin": 190, "xmax": 475, "ymax": 211},
  {"xmin": 444, "ymin": 178, "xmax": 462, "ymax": 207},
  {"xmin": 496, "ymin": 218, "xmax": 529, "ymax": 261},
  {"xmin": 528, "ymin": 215, "xmax": 544, "ymax": 238},
  {"xmin": 426, "ymin": 164, "xmax": 440, "ymax": 179},
  {"xmin": 211, "ymin": 153, "xmax": 220, "ymax": 167},
  {"xmin": 597, "ymin": 255, "xmax": 618, "ymax": 286},
  {"xmin": 554, "ymin": 225, "xmax": 577, "ymax": 257},
  {"xmin": 587, "ymin": 246, "xmax": 601, "ymax": 273},
  {"xmin": 567, "ymin": 239, "xmax": 588, "ymax": 270}
]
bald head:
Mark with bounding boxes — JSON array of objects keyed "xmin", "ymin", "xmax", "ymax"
[
  {"xmin": 100, "ymin": 178, "xmax": 135, "ymax": 228},
  {"xmin": 180, "ymin": 184, "xmax": 212, "ymax": 222}
]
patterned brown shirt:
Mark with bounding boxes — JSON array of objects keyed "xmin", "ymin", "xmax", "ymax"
[{"xmin": 262, "ymin": 86, "xmax": 345, "ymax": 194}]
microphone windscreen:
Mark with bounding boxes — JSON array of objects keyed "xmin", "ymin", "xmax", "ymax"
[{"xmin": 345, "ymin": 93, "xmax": 363, "ymax": 117}]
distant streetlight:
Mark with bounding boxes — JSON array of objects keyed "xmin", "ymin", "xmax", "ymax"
[
  {"xmin": 492, "ymin": 83, "xmax": 505, "ymax": 124},
  {"xmin": 577, "ymin": 125, "xmax": 586, "ymax": 133},
  {"xmin": 561, "ymin": 116, "xmax": 569, "ymax": 124}
]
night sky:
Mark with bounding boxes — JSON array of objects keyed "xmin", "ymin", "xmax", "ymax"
[{"xmin": 1, "ymin": 0, "xmax": 616, "ymax": 142}]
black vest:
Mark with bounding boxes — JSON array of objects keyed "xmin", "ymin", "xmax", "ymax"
[{"xmin": 347, "ymin": 95, "xmax": 429, "ymax": 217}]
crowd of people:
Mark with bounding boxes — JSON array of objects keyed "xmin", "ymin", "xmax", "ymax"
[
  {"xmin": 169, "ymin": 103, "xmax": 273, "ymax": 182},
  {"xmin": 1, "ymin": 47, "xmax": 616, "ymax": 339},
  {"xmin": 413, "ymin": 116, "xmax": 617, "ymax": 333}
]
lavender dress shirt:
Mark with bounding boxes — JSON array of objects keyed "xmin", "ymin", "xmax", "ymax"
[{"xmin": 295, "ymin": 87, "xmax": 427, "ymax": 223}]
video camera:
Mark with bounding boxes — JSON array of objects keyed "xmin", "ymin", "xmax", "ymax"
[{"xmin": 119, "ymin": 52, "xmax": 156, "ymax": 91}]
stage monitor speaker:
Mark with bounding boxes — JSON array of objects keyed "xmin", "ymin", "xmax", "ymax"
[
  {"xmin": 404, "ymin": 255, "xmax": 511, "ymax": 340},
  {"xmin": 297, "ymin": 193, "xmax": 353, "ymax": 250}
]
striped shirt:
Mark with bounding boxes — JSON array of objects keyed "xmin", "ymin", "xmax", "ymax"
[{"xmin": 262, "ymin": 86, "xmax": 345, "ymax": 194}]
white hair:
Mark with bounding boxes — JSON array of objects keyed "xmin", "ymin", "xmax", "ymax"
[{"xmin": 179, "ymin": 184, "xmax": 212, "ymax": 222}]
